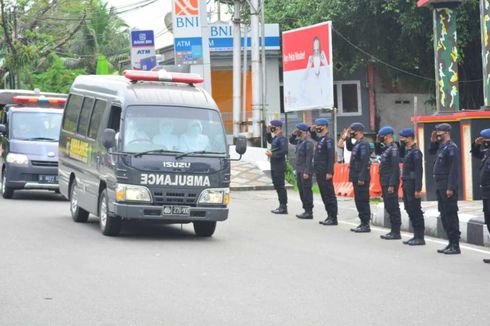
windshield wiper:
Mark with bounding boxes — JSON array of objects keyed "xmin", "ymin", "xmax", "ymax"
[
  {"xmin": 175, "ymin": 150, "xmax": 225, "ymax": 159},
  {"xmin": 134, "ymin": 149, "xmax": 182, "ymax": 158},
  {"xmin": 23, "ymin": 137, "xmax": 58, "ymax": 141}
]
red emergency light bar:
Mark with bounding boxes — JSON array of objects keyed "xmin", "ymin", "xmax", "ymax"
[
  {"xmin": 12, "ymin": 96, "xmax": 66, "ymax": 105},
  {"xmin": 123, "ymin": 70, "xmax": 204, "ymax": 84}
]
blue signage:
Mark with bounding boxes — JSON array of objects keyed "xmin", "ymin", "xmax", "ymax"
[
  {"xmin": 131, "ymin": 30, "xmax": 155, "ymax": 47},
  {"xmin": 174, "ymin": 37, "xmax": 203, "ymax": 65}
]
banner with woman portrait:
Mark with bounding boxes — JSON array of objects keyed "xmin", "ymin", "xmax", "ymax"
[{"xmin": 282, "ymin": 22, "xmax": 334, "ymax": 112}]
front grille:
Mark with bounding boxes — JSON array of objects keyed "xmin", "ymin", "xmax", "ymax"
[
  {"xmin": 31, "ymin": 160, "xmax": 58, "ymax": 167},
  {"xmin": 151, "ymin": 189, "xmax": 199, "ymax": 205}
]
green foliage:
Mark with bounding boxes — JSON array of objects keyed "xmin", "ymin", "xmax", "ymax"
[
  {"xmin": 32, "ymin": 54, "xmax": 86, "ymax": 93},
  {"xmin": 285, "ymin": 161, "xmax": 297, "ymax": 190}
]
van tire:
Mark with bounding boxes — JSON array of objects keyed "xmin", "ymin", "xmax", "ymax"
[
  {"xmin": 69, "ymin": 180, "xmax": 89, "ymax": 223},
  {"xmin": 99, "ymin": 189, "xmax": 121, "ymax": 236},
  {"xmin": 193, "ymin": 221, "xmax": 216, "ymax": 237},
  {"xmin": 1, "ymin": 169, "xmax": 14, "ymax": 199}
]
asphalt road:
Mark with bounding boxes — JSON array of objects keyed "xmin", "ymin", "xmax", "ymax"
[{"xmin": 1, "ymin": 189, "xmax": 489, "ymax": 326}]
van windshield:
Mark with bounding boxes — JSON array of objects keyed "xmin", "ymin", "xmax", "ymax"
[
  {"xmin": 122, "ymin": 106, "xmax": 227, "ymax": 154},
  {"xmin": 11, "ymin": 111, "xmax": 63, "ymax": 141}
]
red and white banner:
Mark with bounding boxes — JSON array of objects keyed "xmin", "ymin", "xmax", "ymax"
[{"xmin": 282, "ymin": 22, "xmax": 334, "ymax": 112}]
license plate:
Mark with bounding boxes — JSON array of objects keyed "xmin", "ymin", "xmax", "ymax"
[
  {"xmin": 39, "ymin": 175, "xmax": 57, "ymax": 184},
  {"xmin": 162, "ymin": 205, "xmax": 190, "ymax": 216}
]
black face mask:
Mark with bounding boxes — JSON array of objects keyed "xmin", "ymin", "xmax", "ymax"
[
  {"xmin": 400, "ymin": 140, "xmax": 407, "ymax": 146},
  {"xmin": 483, "ymin": 141, "xmax": 490, "ymax": 149},
  {"xmin": 378, "ymin": 136, "xmax": 385, "ymax": 143},
  {"xmin": 316, "ymin": 127, "xmax": 323, "ymax": 133},
  {"xmin": 377, "ymin": 142, "xmax": 386, "ymax": 148},
  {"xmin": 436, "ymin": 134, "xmax": 445, "ymax": 142},
  {"xmin": 350, "ymin": 132, "xmax": 356, "ymax": 138},
  {"xmin": 270, "ymin": 127, "xmax": 276, "ymax": 133}
]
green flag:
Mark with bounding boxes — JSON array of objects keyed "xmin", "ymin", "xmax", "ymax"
[{"xmin": 96, "ymin": 55, "xmax": 110, "ymax": 75}]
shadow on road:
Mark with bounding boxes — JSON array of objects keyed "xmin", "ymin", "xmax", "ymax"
[{"xmin": 7, "ymin": 190, "xmax": 67, "ymax": 202}]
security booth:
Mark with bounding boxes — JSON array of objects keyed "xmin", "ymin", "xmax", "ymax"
[{"xmin": 413, "ymin": 111, "xmax": 490, "ymax": 201}]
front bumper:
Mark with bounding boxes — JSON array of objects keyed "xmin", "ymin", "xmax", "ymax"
[
  {"xmin": 5, "ymin": 163, "xmax": 59, "ymax": 190},
  {"xmin": 113, "ymin": 203, "xmax": 229, "ymax": 222}
]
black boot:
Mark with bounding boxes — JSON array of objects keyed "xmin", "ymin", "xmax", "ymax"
[
  {"xmin": 296, "ymin": 211, "xmax": 313, "ymax": 219},
  {"xmin": 403, "ymin": 237, "xmax": 415, "ymax": 245},
  {"xmin": 380, "ymin": 232, "xmax": 401, "ymax": 240},
  {"xmin": 483, "ymin": 258, "xmax": 490, "ymax": 264},
  {"xmin": 408, "ymin": 228, "xmax": 425, "ymax": 246},
  {"xmin": 319, "ymin": 216, "xmax": 338, "ymax": 225},
  {"xmin": 271, "ymin": 205, "xmax": 288, "ymax": 214},
  {"xmin": 350, "ymin": 223, "xmax": 370, "ymax": 233},
  {"xmin": 437, "ymin": 241, "xmax": 451, "ymax": 254},
  {"xmin": 444, "ymin": 241, "xmax": 461, "ymax": 255}
]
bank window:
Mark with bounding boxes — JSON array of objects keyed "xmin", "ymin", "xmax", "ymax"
[
  {"xmin": 334, "ymin": 81, "xmax": 361, "ymax": 116},
  {"xmin": 78, "ymin": 97, "xmax": 94, "ymax": 136},
  {"xmin": 63, "ymin": 94, "xmax": 83, "ymax": 132},
  {"xmin": 88, "ymin": 99, "xmax": 106, "ymax": 139}
]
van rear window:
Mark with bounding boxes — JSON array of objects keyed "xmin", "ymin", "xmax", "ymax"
[{"xmin": 63, "ymin": 94, "xmax": 83, "ymax": 133}]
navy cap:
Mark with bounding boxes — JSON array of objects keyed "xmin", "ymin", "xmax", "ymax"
[
  {"xmin": 399, "ymin": 128, "xmax": 415, "ymax": 138},
  {"xmin": 435, "ymin": 123, "xmax": 452, "ymax": 132},
  {"xmin": 350, "ymin": 122, "xmax": 365, "ymax": 132},
  {"xmin": 296, "ymin": 123, "xmax": 309, "ymax": 131},
  {"xmin": 314, "ymin": 118, "xmax": 329, "ymax": 126},
  {"xmin": 270, "ymin": 120, "xmax": 283, "ymax": 127},
  {"xmin": 481, "ymin": 128, "xmax": 490, "ymax": 138},
  {"xmin": 378, "ymin": 126, "xmax": 394, "ymax": 136}
]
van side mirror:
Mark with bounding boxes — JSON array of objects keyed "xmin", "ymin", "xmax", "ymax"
[
  {"xmin": 0, "ymin": 124, "xmax": 5, "ymax": 135},
  {"xmin": 235, "ymin": 136, "xmax": 247, "ymax": 155},
  {"xmin": 102, "ymin": 128, "xmax": 116, "ymax": 149}
]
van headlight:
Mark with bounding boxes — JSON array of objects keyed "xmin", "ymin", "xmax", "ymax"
[
  {"xmin": 198, "ymin": 188, "xmax": 230, "ymax": 205},
  {"xmin": 116, "ymin": 184, "xmax": 152, "ymax": 203},
  {"xmin": 6, "ymin": 153, "xmax": 28, "ymax": 165}
]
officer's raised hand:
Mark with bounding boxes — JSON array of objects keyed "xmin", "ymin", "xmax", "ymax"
[
  {"xmin": 430, "ymin": 130, "xmax": 438, "ymax": 142},
  {"xmin": 475, "ymin": 136, "xmax": 484, "ymax": 145}
]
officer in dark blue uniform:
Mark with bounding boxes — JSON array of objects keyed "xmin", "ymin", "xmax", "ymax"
[
  {"xmin": 376, "ymin": 126, "xmax": 402, "ymax": 240},
  {"xmin": 310, "ymin": 118, "xmax": 338, "ymax": 225},
  {"xmin": 266, "ymin": 120, "xmax": 288, "ymax": 214},
  {"xmin": 429, "ymin": 123, "xmax": 460, "ymax": 254},
  {"xmin": 289, "ymin": 123, "xmax": 314, "ymax": 219},
  {"xmin": 471, "ymin": 128, "xmax": 490, "ymax": 263},
  {"xmin": 345, "ymin": 122, "xmax": 371, "ymax": 233},
  {"xmin": 399, "ymin": 128, "xmax": 425, "ymax": 246}
]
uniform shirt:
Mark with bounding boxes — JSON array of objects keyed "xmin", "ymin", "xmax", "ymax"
[
  {"xmin": 429, "ymin": 140, "xmax": 459, "ymax": 191},
  {"xmin": 379, "ymin": 141, "xmax": 400, "ymax": 187},
  {"xmin": 401, "ymin": 143, "xmax": 423, "ymax": 192},
  {"xmin": 346, "ymin": 136, "xmax": 371, "ymax": 182},
  {"xmin": 289, "ymin": 135, "xmax": 314, "ymax": 174},
  {"xmin": 471, "ymin": 142, "xmax": 490, "ymax": 196},
  {"xmin": 311, "ymin": 132, "xmax": 335, "ymax": 175},
  {"xmin": 266, "ymin": 132, "xmax": 288, "ymax": 171}
]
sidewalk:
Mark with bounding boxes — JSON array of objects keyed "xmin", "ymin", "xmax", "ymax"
[{"xmin": 372, "ymin": 200, "xmax": 489, "ymax": 247}]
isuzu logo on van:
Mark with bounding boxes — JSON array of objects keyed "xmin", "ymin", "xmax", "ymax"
[
  {"xmin": 141, "ymin": 173, "xmax": 210, "ymax": 187},
  {"xmin": 163, "ymin": 162, "xmax": 191, "ymax": 168}
]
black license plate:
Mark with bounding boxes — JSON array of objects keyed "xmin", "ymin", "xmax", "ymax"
[
  {"xmin": 162, "ymin": 205, "xmax": 190, "ymax": 216},
  {"xmin": 39, "ymin": 175, "xmax": 57, "ymax": 184}
]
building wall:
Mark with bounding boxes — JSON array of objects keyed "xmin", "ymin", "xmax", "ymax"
[{"xmin": 376, "ymin": 93, "xmax": 434, "ymax": 131}]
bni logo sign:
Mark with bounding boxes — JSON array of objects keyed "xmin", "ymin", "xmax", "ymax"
[
  {"xmin": 138, "ymin": 33, "xmax": 146, "ymax": 41},
  {"xmin": 174, "ymin": 0, "xmax": 199, "ymax": 16}
]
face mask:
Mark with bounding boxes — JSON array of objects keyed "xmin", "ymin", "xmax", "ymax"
[
  {"xmin": 316, "ymin": 127, "xmax": 323, "ymax": 133},
  {"xmin": 270, "ymin": 127, "xmax": 276, "ymax": 133},
  {"xmin": 400, "ymin": 140, "xmax": 407, "ymax": 146},
  {"xmin": 377, "ymin": 142, "xmax": 386, "ymax": 149},
  {"xmin": 350, "ymin": 132, "xmax": 356, "ymax": 138},
  {"xmin": 483, "ymin": 141, "xmax": 490, "ymax": 149},
  {"xmin": 436, "ymin": 134, "xmax": 445, "ymax": 142},
  {"xmin": 378, "ymin": 136, "xmax": 385, "ymax": 143}
]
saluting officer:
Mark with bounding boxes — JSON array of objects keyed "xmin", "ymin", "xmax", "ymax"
[
  {"xmin": 344, "ymin": 122, "xmax": 371, "ymax": 233},
  {"xmin": 399, "ymin": 128, "xmax": 425, "ymax": 246},
  {"xmin": 471, "ymin": 128, "xmax": 490, "ymax": 263},
  {"xmin": 289, "ymin": 123, "xmax": 314, "ymax": 219},
  {"xmin": 266, "ymin": 120, "xmax": 289, "ymax": 214},
  {"xmin": 376, "ymin": 126, "xmax": 402, "ymax": 240},
  {"xmin": 310, "ymin": 118, "xmax": 338, "ymax": 225},
  {"xmin": 429, "ymin": 123, "xmax": 461, "ymax": 255}
]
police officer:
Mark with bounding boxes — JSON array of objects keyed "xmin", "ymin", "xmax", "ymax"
[
  {"xmin": 266, "ymin": 120, "xmax": 288, "ymax": 214},
  {"xmin": 399, "ymin": 128, "xmax": 425, "ymax": 246},
  {"xmin": 310, "ymin": 118, "xmax": 338, "ymax": 225},
  {"xmin": 471, "ymin": 128, "xmax": 490, "ymax": 263},
  {"xmin": 344, "ymin": 122, "xmax": 371, "ymax": 232},
  {"xmin": 376, "ymin": 126, "xmax": 402, "ymax": 240},
  {"xmin": 429, "ymin": 123, "xmax": 460, "ymax": 254},
  {"xmin": 289, "ymin": 123, "xmax": 314, "ymax": 219}
]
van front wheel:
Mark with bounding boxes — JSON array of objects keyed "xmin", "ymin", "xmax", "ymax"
[
  {"xmin": 193, "ymin": 221, "xmax": 216, "ymax": 237},
  {"xmin": 1, "ymin": 169, "xmax": 14, "ymax": 199},
  {"xmin": 70, "ymin": 180, "xmax": 89, "ymax": 223},
  {"xmin": 99, "ymin": 189, "xmax": 121, "ymax": 236}
]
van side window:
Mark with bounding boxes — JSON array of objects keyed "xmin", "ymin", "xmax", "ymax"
[
  {"xmin": 63, "ymin": 94, "xmax": 83, "ymax": 133},
  {"xmin": 77, "ymin": 97, "xmax": 94, "ymax": 136},
  {"xmin": 88, "ymin": 99, "xmax": 106, "ymax": 139},
  {"xmin": 108, "ymin": 106, "xmax": 121, "ymax": 132}
]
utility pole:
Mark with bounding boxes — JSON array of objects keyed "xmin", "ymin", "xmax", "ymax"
[
  {"xmin": 232, "ymin": 0, "xmax": 241, "ymax": 139},
  {"xmin": 250, "ymin": 0, "xmax": 261, "ymax": 143}
]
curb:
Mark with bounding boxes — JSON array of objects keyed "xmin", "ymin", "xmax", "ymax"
[
  {"xmin": 372, "ymin": 203, "xmax": 490, "ymax": 247},
  {"xmin": 230, "ymin": 184, "xmax": 294, "ymax": 191}
]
